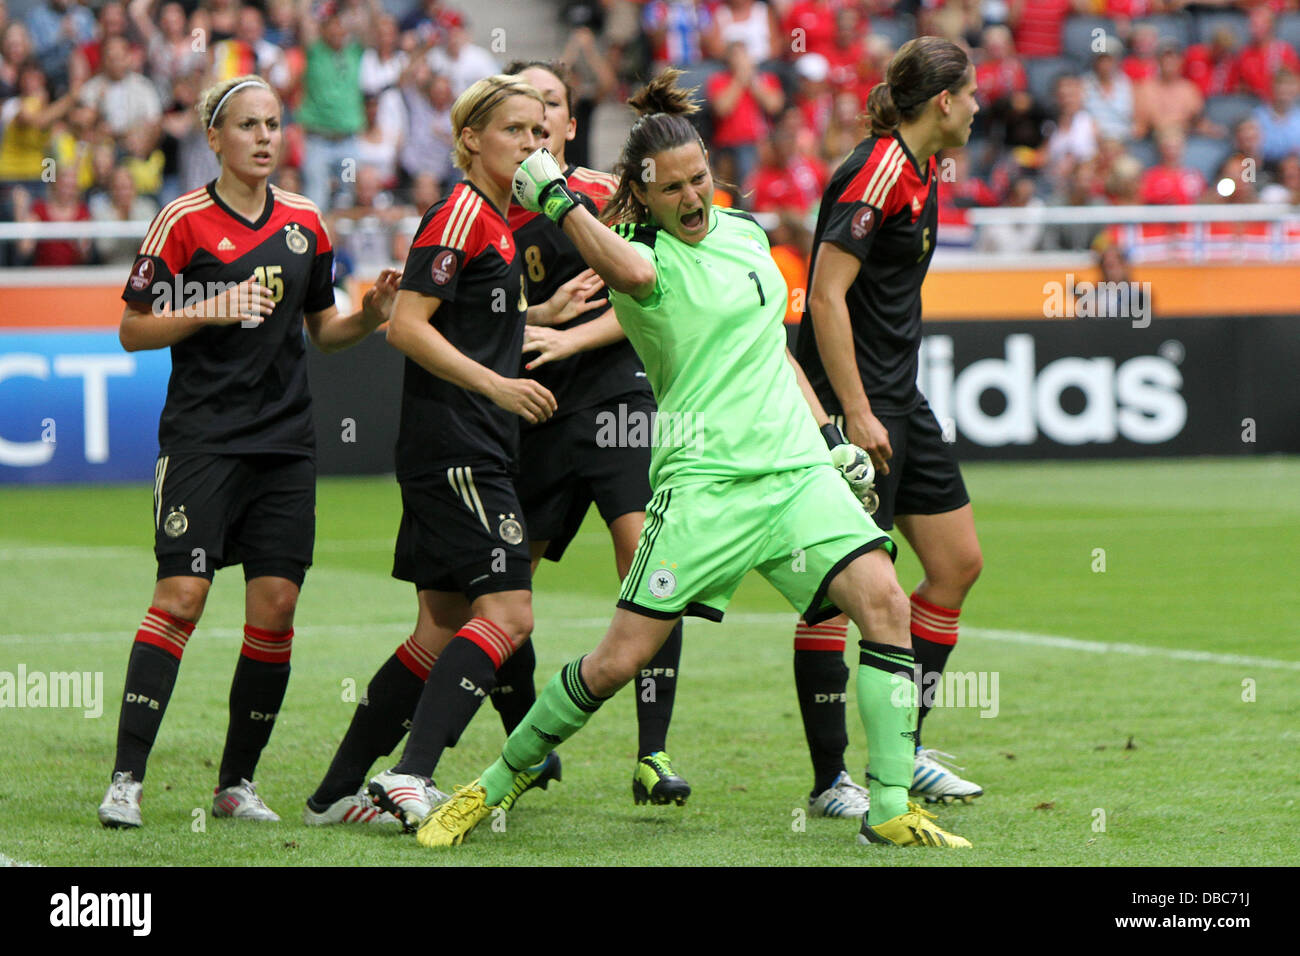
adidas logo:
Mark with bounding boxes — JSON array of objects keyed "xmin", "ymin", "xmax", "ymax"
[
  {"xmin": 530, "ymin": 724, "xmax": 561, "ymax": 744},
  {"xmin": 911, "ymin": 195, "xmax": 922, "ymax": 215},
  {"xmin": 499, "ymin": 234, "xmax": 510, "ymax": 250},
  {"xmin": 218, "ymin": 237, "xmax": 236, "ymax": 251}
]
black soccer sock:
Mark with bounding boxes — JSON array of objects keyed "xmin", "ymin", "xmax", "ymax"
[
  {"xmin": 636, "ymin": 620, "xmax": 682, "ymax": 757},
  {"xmin": 309, "ymin": 636, "xmax": 435, "ymax": 808},
  {"xmin": 217, "ymin": 625, "xmax": 292, "ymax": 790},
  {"xmin": 392, "ymin": 618, "xmax": 512, "ymax": 778},
  {"xmin": 793, "ymin": 619, "xmax": 850, "ymax": 795},
  {"xmin": 491, "ymin": 637, "xmax": 536, "ymax": 734},
  {"xmin": 113, "ymin": 607, "xmax": 194, "ymax": 782},
  {"xmin": 909, "ymin": 592, "xmax": 960, "ymax": 746}
]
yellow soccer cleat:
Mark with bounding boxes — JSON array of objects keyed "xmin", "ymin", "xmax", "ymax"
[
  {"xmin": 857, "ymin": 801, "xmax": 973, "ymax": 848},
  {"xmin": 415, "ymin": 781, "xmax": 495, "ymax": 848}
]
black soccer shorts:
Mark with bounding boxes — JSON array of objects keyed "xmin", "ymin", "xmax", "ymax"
[
  {"xmin": 516, "ymin": 394, "xmax": 656, "ymax": 562},
  {"xmin": 152, "ymin": 453, "xmax": 316, "ymax": 585},
  {"xmin": 832, "ymin": 397, "xmax": 969, "ymax": 531},
  {"xmin": 392, "ymin": 463, "xmax": 533, "ymax": 600}
]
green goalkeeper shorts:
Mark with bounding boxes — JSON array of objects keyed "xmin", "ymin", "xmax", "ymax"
[{"xmin": 617, "ymin": 463, "xmax": 896, "ymax": 625}]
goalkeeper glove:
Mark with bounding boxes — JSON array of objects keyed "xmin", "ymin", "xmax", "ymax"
[
  {"xmin": 821, "ymin": 422, "xmax": 879, "ymax": 514},
  {"xmin": 512, "ymin": 147, "xmax": 581, "ymax": 225}
]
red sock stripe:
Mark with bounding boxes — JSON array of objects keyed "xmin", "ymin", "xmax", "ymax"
[
  {"xmin": 134, "ymin": 606, "xmax": 195, "ymax": 660},
  {"xmin": 459, "ymin": 617, "xmax": 513, "ymax": 669},
  {"xmin": 910, "ymin": 592, "xmax": 959, "ymax": 646},
  {"xmin": 241, "ymin": 624, "xmax": 294, "ymax": 663},
  {"xmin": 396, "ymin": 635, "xmax": 437, "ymax": 681},
  {"xmin": 794, "ymin": 620, "xmax": 849, "ymax": 652}
]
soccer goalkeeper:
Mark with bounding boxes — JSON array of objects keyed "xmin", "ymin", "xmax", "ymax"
[{"xmin": 417, "ymin": 69, "xmax": 971, "ymax": 849}]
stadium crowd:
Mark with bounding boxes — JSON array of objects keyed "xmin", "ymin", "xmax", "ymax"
[{"xmin": 2, "ymin": 0, "xmax": 1299, "ymax": 269}]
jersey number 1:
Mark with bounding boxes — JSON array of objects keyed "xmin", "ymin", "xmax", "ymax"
[{"xmin": 747, "ymin": 271, "xmax": 765, "ymax": 306}]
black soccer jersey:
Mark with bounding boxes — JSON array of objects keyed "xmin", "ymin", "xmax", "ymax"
[
  {"xmin": 396, "ymin": 180, "xmax": 527, "ymax": 479},
  {"xmin": 796, "ymin": 132, "xmax": 938, "ymax": 417},
  {"xmin": 508, "ymin": 165, "xmax": 652, "ymax": 415},
  {"xmin": 122, "ymin": 182, "xmax": 336, "ymax": 456}
]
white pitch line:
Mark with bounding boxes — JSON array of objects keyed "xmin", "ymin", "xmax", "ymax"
[{"xmin": 1, "ymin": 612, "xmax": 1296, "ymax": 672}]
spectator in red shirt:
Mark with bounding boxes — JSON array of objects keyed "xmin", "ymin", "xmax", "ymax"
[
  {"xmin": 1008, "ymin": 0, "xmax": 1089, "ymax": 58},
  {"xmin": 823, "ymin": 5, "xmax": 865, "ymax": 95},
  {"xmin": 975, "ymin": 24, "xmax": 1028, "ymax": 109},
  {"xmin": 791, "ymin": 51, "xmax": 833, "ymax": 146},
  {"xmin": 1121, "ymin": 24, "xmax": 1159, "ymax": 84},
  {"xmin": 13, "ymin": 166, "xmax": 93, "ymax": 265},
  {"xmin": 1139, "ymin": 129, "xmax": 1207, "ymax": 204},
  {"xmin": 707, "ymin": 40, "xmax": 784, "ymax": 187},
  {"xmin": 1231, "ymin": 6, "xmax": 1300, "ymax": 100},
  {"xmin": 781, "ymin": 0, "xmax": 836, "ymax": 60},
  {"xmin": 1182, "ymin": 26, "xmax": 1238, "ymax": 98},
  {"xmin": 746, "ymin": 115, "xmax": 828, "ymax": 215}
]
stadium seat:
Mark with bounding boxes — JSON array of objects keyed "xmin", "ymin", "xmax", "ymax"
[
  {"xmin": 1193, "ymin": 10, "xmax": 1249, "ymax": 46},
  {"xmin": 1062, "ymin": 16, "xmax": 1116, "ymax": 64},
  {"xmin": 869, "ymin": 14, "xmax": 916, "ymax": 51},
  {"xmin": 1277, "ymin": 13, "xmax": 1300, "ymax": 52},
  {"xmin": 1026, "ymin": 56, "xmax": 1074, "ymax": 105},
  {"xmin": 1204, "ymin": 94, "xmax": 1261, "ymax": 130},
  {"xmin": 1132, "ymin": 15, "xmax": 1192, "ymax": 50},
  {"xmin": 1184, "ymin": 134, "xmax": 1231, "ymax": 182}
]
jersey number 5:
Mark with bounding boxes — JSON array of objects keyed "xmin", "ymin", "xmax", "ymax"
[
  {"xmin": 917, "ymin": 227, "xmax": 931, "ymax": 263},
  {"xmin": 253, "ymin": 265, "xmax": 285, "ymax": 303}
]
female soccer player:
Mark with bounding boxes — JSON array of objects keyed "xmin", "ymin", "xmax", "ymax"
[
  {"xmin": 98, "ymin": 73, "xmax": 400, "ymax": 828},
  {"xmin": 793, "ymin": 36, "xmax": 986, "ymax": 809},
  {"xmin": 307, "ymin": 75, "xmax": 558, "ymax": 830},
  {"xmin": 419, "ymin": 70, "xmax": 972, "ymax": 849},
  {"xmin": 505, "ymin": 59, "xmax": 689, "ymax": 807},
  {"xmin": 303, "ymin": 64, "xmax": 688, "ymax": 826}
]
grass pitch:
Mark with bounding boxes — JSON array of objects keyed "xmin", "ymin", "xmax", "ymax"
[{"xmin": 1, "ymin": 458, "xmax": 1296, "ymax": 866}]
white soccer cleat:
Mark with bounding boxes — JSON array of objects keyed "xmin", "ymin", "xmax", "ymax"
[
  {"xmin": 98, "ymin": 771, "xmax": 143, "ymax": 828},
  {"xmin": 303, "ymin": 789, "xmax": 402, "ymax": 827},
  {"xmin": 911, "ymin": 749, "xmax": 984, "ymax": 804},
  {"xmin": 367, "ymin": 770, "xmax": 448, "ymax": 831},
  {"xmin": 808, "ymin": 770, "xmax": 871, "ymax": 818},
  {"xmin": 213, "ymin": 778, "xmax": 282, "ymax": 820}
]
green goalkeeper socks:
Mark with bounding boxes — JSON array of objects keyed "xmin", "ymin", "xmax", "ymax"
[
  {"xmin": 481, "ymin": 657, "xmax": 605, "ymax": 805},
  {"xmin": 856, "ymin": 640, "xmax": 918, "ymax": 825}
]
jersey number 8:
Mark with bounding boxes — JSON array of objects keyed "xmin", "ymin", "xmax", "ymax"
[{"xmin": 524, "ymin": 245, "xmax": 546, "ymax": 283}]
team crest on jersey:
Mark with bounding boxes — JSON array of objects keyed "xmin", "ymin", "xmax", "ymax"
[
  {"xmin": 163, "ymin": 506, "xmax": 188, "ymax": 538},
  {"xmin": 284, "ymin": 224, "xmax": 309, "ymax": 255},
  {"xmin": 129, "ymin": 257, "xmax": 155, "ymax": 290},
  {"xmin": 498, "ymin": 513, "xmax": 523, "ymax": 545},
  {"xmin": 431, "ymin": 250, "xmax": 458, "ymax": 285},
  {"xmin": 851, "ymin": 207, "xmax": 873, "ymax": 240},
  {"xmin": 648, "ymin": 567, "xmax": 677, "ymax": 599}
]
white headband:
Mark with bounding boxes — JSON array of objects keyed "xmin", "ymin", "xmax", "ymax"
[{"xmin": 208, "ymin": 80, "xmax": 267, "ymax": 129}]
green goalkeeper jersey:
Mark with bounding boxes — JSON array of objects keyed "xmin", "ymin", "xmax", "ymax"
[{"xmin": 607, "ymin": 208, "xmax": 829, "ymax": 490}]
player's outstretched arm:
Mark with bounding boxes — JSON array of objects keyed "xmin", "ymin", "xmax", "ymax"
[
  {"xmin": 387, "ymin": 288, "xmax": 557, "ymax": 424},
  {"xmin": 119, "ymin": 275, "xmax": 276, "ymax": 352},
  {"xmin": 523, "ymin": 307, "xmax": 624, "ymax": 370},
  {"xmin": 304, "ymin": 267, "xmax": 401, "ymax": 353},
  {"xmin": 513, "ymin": 148, "xmax": 655, "ymax": 298}
]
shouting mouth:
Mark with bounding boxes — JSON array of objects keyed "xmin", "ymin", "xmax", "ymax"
[{"xmin": 680, "ymin": 208, "xmax": 705, "ymax": 231}]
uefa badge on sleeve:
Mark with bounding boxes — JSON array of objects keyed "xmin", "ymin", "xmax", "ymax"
[{"xmin": 851, "ymin": 207, "xmax": 873, "ymax": 240}]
